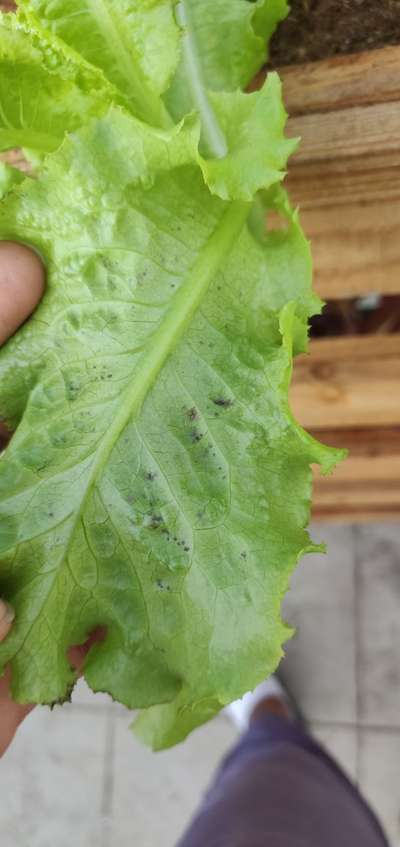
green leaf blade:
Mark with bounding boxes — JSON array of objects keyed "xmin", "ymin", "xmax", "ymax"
[
  {"xmin": 17, "ymin": 0, "xmax": 180, "ymax": 126},
  {"xmin": 199, "ymin": 75, "xmax": 297, "ymax": 201},
  {"xmin": 0, "ymin": 0, "xmax": 345, "ymax": 751},
  {"xmin": 166, "ymin": 0, "xmax": 289, "ymax": 122},
  {"xmin": 0, "ymin": 111, "xmax": 342, "ymax": 747},
  {"xmin": 0, "ymin": 11, "xmax": 121, "ymax": 154},
  {"xmin": 0, "ymin": 160, "xmax": 25, "ymax": 197}
]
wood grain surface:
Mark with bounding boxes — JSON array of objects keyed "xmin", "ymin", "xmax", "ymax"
[
  {"xmin": 290, "ymin": 337, "xmax": 400, "ymax": 520},
  {"xmin": 280, "ymin": 46, "xmax": 400, "ymax": 116},
  {"xmin": 291, "ymin": 336, "xmax": 400, "ymax": 430},
  {"xmin": 310, "ymin": 427, "xmax": 400, "ymax": 521},
  {"xmin": 279, "ymin": 46, "xmax": 400, "ymax": 301}
]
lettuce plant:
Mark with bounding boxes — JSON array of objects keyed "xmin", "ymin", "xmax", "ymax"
[{"xmin": 0, "ymin": 1, "xmax": 343, "ymax": 749}]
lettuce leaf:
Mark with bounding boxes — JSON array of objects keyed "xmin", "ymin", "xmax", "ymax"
[
  {"xmin": 166, "ymin": 0, "xmax": 288, "ymax": 122},
  {"xmin": 0, "ymin": 11, "xmax": 122, "ymax": 153},
  {"xmin": 0, "ymin": 160, "xmax": 25, "ymax": 196},
  {"xmin": 198, "ymin": 76, "xmax": 297, "ymax": 200},
  {"xmin": 0, "ymin": 2, "xmax": 344, "ymax": 749},
  {"xmin": 17, "ymin": 0, "xmax": 180, "ymax": 126}
]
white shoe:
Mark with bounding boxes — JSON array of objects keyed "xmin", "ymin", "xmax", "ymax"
[{"xmin": 225, "ymin": 675, "xmax": 291, "ymax": 731}]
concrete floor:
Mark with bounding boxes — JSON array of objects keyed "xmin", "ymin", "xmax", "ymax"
[{"xmin": 0, "ymin": 523, "xmax": 399, "ymax": 846}]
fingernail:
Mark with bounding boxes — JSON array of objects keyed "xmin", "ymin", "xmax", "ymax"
[{"xmin": 0, "ymin": 599, "xmax": 15, "ymax": 624}]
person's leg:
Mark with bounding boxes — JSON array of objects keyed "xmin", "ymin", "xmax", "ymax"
[{"xmin": 177, "ymin": 681, "xmax": 389, "ymax": 847}]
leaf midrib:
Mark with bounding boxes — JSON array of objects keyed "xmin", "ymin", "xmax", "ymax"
[
  {"xmin": 176, "ymin": 0, "xmax": 227, "ymax": 158},
  {"xmin": 86, "ymin": 0, "xmax": 171, "ymax": 128}
]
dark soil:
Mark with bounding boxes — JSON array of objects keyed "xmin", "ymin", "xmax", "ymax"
[{"xmin": 270, "ymin": 0, "xmax": 400, "ymax": 66}]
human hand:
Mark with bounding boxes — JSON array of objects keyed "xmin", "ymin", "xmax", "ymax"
[
  {"xmin": 0, "ymin": 240, "xmax": 45, "ymax": 755},
  {"xmin": 0, "ymin": 241, "xmax": 104, "ymax": 755},
  {"xmin": 0, "ymin": 599, "xmax": 34, "ymax": 757}
]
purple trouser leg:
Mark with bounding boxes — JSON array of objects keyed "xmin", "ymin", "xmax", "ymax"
[{"xmin": 177, "ymin": 714, "xmax": 389, "ymax": 847}]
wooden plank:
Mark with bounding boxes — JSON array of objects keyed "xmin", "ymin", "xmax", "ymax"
[
  {"xmin": 290, "ymin": 336, "xmax": 400, "ymax": 429},
  {"xmin": 311, "ymin": 426, "xmax": 400, "ymax": 457},
  {"xmin": 289, "ymin": 176, "xmax": 400, "ymax": 300},
  {"xmin": 288, "ymin": 100, "xmax": 400, "ymax": 166},
  {"xmin": 287, "ymin": 153, "xmax": 400, "ymax": 209},
  {"xmin": 278, "ymin": 45, "xmax": 400, "ymax": 171},
  {"xmin": 313, "ymin": 478, "xmax": 400, "ymax": 518},
  {"xmin": 279, "ymin": 46, "xmax": 400, "ymax": 116},
  {"xmin": 315, "ymin": 457, "xmax": 400, "ymax": 489},
  {"xmin": 314, "ymin": 478, "xmax": 400, "ymax": 509},
  {"xmin": 310, "ymin": 427, "xmax": 400, "ymax": 522},
  {"xmin": 272, "ymin": 47, "xmax": 400, "ymax": 299},
  {"xmin": 297, "ymin": 335, "xmax": 400, "ymax": 360},
  {"xmin": 297, "ymin": 198, "xmax": 400, "ymax": 300}
]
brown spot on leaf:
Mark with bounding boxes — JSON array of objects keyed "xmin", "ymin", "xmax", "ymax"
[{"xmin": 212, "ymin": 397, "xmax": 233, "ymax": 408}]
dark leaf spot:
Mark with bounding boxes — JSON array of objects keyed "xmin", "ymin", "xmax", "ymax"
[
  {"xmin": 190, "ymin": 428, "xmax": 203, "ymax": 444},
  {"xmin": 212, "ymin": 397, "xmax": 233, "ymax": 408},
  {"xmin": 149, "ymin": 514, "xmax": 163, "ymax": 529}
]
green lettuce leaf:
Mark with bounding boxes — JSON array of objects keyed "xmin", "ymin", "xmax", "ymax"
[
  {"xmin": 165, "ymin": 0, "xmax": 289, "ymax": 122},
  {"xmin": 0, "ymin": 1, "xmax": 345, "ymax": 749},
  {"xmin": 17, "ymin": 0, "xmax": 180, "ymax": 126},
  {"xmin": 253, "ymin": 0, "xmax": 289, "ymax": 45},
  {"xmin": 0, "ymin": 107, "xmax": 342, "ymax": 748},
  {"xmin": 0, "ymin": 11, "xmax": 120, "ymax": 153},
  {"xmin": 245, "ymin": 185, "xmax": 322, "ymax": 354},
  {"xmin": 0, "ymin": 160, "xmax": 26, "ymax": 196},
  {"xmin": 198, "ymin": 75, "xmax": 297, "ymax": 200}
]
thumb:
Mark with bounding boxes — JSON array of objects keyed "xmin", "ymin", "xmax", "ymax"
[
  {"xmin": 0, "ymin": 241, "xmax": 45, "ymax": 345},
  {"xmin": 0, "ymin": 599, "xmax": 14, "ymax": 642}
]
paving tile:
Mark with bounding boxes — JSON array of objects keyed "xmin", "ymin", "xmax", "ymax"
[
  {"xmin": 359, "ymin": 728, "xmax": 400, "ymax": 846},
  {"xmin": 356, "ymin": 523, "xmax": 400, "ymax": 727},
  {"xmin": 0, "ymin": 705, "xmax": 109, "ymax": 847},
  {"xmin": 109, "ymin": 711, "xmax": 238, "ymax": 847},
  {"xmin": 281, "ymin": 523, "xmax": 357, "ymax": 723},
  {"xmin": 311, "ymin": 722, "xmax": 358, "ymax": 782}
]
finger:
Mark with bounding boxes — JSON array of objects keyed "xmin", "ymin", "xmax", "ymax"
[
  {"xmin": 0, "ymin": 598, "xmax": 15, "ymax": 642},
  {"xmin": 0, "ymin": 666, "xmax": 33, "ymax": 757},
  {"xmin": 0, "ymin": 601, "xmax": 33, "ymax": 757},
  {"xmin": 68, "ymin": 626, "xmax": 107, "ymax": 672},
  {"xmin": 0, "ymin": 241, "xmax": 45, "ymax": 345}
]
